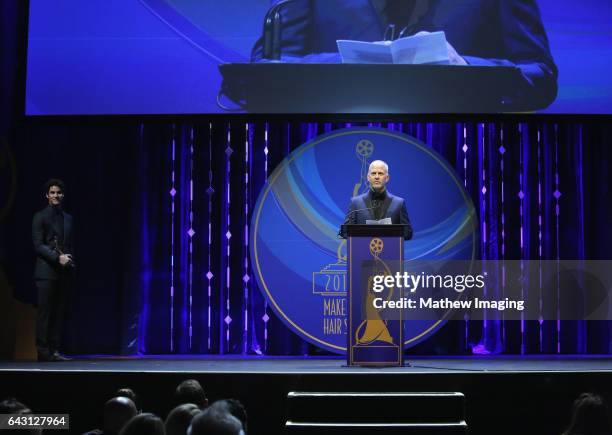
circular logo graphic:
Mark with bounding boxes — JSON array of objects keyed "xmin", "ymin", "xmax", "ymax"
[
  {"xmin": 250, "ymin": 128, "xmax": 477, "ymax": 353},
  {"xmin": 369, "ymin": 238, "xmax": 384, "ymax": 256}
]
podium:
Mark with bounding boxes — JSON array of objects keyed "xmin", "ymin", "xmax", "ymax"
[
  {"xmin": 340, "ymin": 224, "xmax": 410, "ymax": 367},
  {"xmin": 218, "ymin": 63, "xmax": 535, "ymax": 113}
]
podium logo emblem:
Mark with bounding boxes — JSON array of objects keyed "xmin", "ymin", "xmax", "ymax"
[{"xmin": 369, "ymin": 238, "xmax": 384, "ymax": 256}]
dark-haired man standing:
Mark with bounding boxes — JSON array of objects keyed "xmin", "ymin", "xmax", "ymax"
[{"xmin": 32, "ymin": 179, "xmax": 74, "ymax": 362}]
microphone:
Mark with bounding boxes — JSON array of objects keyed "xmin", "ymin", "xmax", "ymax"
[
  {"xmin": 339, "ymin": 204, "xmax": 382, "ymax": 239},
  {"xmin": 345, "ymin": 204, "xmax": 381, "ymax": 223},
  {"xmin": 263, "ymin": 0, "xmax": 295, "ymax": 60},
  {"xmin": 383, "ymin": 24, "xmax": 396, "ymax": 42}
]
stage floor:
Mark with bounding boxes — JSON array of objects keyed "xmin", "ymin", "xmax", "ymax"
[{"xmin": 2, "ymin": 355, "xmax": 612, "ymax": 373}]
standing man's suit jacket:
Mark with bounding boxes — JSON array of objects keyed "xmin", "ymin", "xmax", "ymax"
[
  {"xmin": 252, "ymin": 0, "xmax": 558, "ymax": 108},
  {"xmin": 32, "ymin": 206, "xmax": 74, "ymax": 280},
  {"xmin": 343, "ymin": 191, "xmax": 413, "ymax": 240}
]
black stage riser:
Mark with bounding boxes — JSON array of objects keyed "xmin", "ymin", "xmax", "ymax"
[
  {"xmin": 285, "ymin": 421, "xmax": 468, "ymax": 435},
  {"xmin": 287, "ymin": 392, "xmax": 465, "ymax": 423}
]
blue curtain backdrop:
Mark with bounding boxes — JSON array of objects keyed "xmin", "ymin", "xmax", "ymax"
[
  {"xmin": 136, "ymin": 121, "xmax": 611, "ymax": 356},
  {"xmin": 5, "ymin": 121, "xmax": 611, "ymax": 356}
]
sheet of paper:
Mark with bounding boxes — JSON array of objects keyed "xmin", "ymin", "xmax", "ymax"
[
  {"xmin": 337, "ymin": 40, "xmax": 393, "ymax": 64},
  {"xmin": 365, "ymin": 218, "xmax": 392, "ymax": 225},
  {"xmin": 391, "ymin": 31, "xmax": 449, "ymax": 65},
  {"xmin": 337, "ymin": 31, "xmax": 449, "ymax": 65}
]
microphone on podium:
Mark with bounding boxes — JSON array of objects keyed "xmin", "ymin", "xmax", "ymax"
[
  {"xmin": 345, "ymin": 204, "xmax": 382, "ymax": 223},
  {"xmin": 339, "ymin": 204, "xmax": 383, "ymax": 238},
  {"xmin": 263, "ymin": 0, "xmax": 296, "ymax": 60}
]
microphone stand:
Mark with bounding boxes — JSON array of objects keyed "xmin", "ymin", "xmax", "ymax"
[{"xmin": 339, "ymin": 204, "xmax": 383, "ymax": 238}]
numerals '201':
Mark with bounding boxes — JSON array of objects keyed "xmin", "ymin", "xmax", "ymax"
[{"xmin": 324, "ymin": 274, "xmax": 346, "ymax": 292}]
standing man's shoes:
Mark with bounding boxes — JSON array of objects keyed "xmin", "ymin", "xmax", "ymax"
[{"xmin": 51, "ymin": 351, "xmax": 71, "ymax": 362}]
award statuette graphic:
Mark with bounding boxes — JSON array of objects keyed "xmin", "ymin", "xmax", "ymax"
[
  {"xmin": 250, "ymin": 128, "xmax": 477, "ymax": 354},
  {"xmin": 347, "ymin": 233, "xmax": 404, "ymax": 366}
]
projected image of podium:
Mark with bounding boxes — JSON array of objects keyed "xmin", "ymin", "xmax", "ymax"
[
  {"xmin": 340, "ymin": 224, "xmax": 410, "ymax": 367},
  {"xmin": 218, "ymin": 63, "xmax": 534, "ymax": 113},
  {"xmin": 218, "ymin": 0, "xmax": 556, "ymax": 114}
]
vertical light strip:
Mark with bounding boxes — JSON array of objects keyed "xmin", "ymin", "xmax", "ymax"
[
  {"xmin": 499, "ymin": 125, "xmax": 506, "ymax": 345},
  {"xmin": 480, "ymin": 123, "xmax": 487, "ymax": 338},
  {"xmin": 537, "ymin": 127, "xmax": 543, "ymax": 352},
  {"xmin": 481, "ymin": 123, "xmax": 487, "ymax": 247},
  {"xmin": 554, "ymin": 124, "xmax": 561, "ymax": 353},
  {"xmin": 519, "ymin": 123, "xmax": 525, "ymax": 354},
  {"xmin": 462, "ymin": 124, "xmax": 468, "ymax": 188},
  {"xmin": 169, "ymin": 126, "xmax": 176, "ymax": 352},
  {"xmin": 262, "ymin": 123, "xmax": 270, "ymax": 351},
  {"xmin": 243, "ymin": 123, "xmax": 251, "ymax": 354},
  {"xmin": 577, "ymin": 125, "xmax": 585, "ymax": 262},
  {"xmin": 188, "ymin": 127, "xmax": 195, "ymax": 350},
  {"xmin": 462, "ymin": 123, "xmax": 469, "ymax": 349},
  {"xmin": 224, "ymin": 124, "xmax": 233, "ymax": 350},
  {"xmin": 206, "ymin": 122, "xmax": 214, "ymax": 351}
]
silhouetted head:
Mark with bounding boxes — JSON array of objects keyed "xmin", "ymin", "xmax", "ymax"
[
  {"xmin": 209, "ymin": 399, "xmax": 247, "ymax": 432},
  {"xmin": 564, "ymin": 393, "xmax": 611, "ymax": 435},
  {"xmin": 119, "ymin": 413, "xmax": 165, "ymax": 435},
  {"xmin": 188, "ymin": 408, "xmax": 244, "ymax": 435},
  {"xmin": 0, "ymin": 398, "xmax": 41, "ymax": 435},
  {"xmin": 0, "ymin": 398, "xmax": 31, "ymax": 414},
  {"xmin": 103, "ymin": 396, "xmax": 138, "ymax": 435},
  {"xmin": 165, "ymin": 403, "xmax": 200, "ymax": 435},
  {"xmin": 174, "ymin": 379, "xmax": 208, "ymax": 409},
  {"xmin": 115, "ymin": 388, "xmax": 140, "ymax": 411}
]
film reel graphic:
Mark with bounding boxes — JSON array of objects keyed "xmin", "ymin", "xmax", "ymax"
[{"xmin": 369, "ymin": 238, "xmax": 384, "ymax": 257}]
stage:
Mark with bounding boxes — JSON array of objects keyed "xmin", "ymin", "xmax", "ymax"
[
  {"xmin": 2, "ymin": 356, "xmax": 611, "ymax": 434},
  {"xmin": 2, "ymin": 354, "xmax": 612, "ymax": 373}
]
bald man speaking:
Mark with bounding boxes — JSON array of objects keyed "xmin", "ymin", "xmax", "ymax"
[{"xmin": 342, "ymin": 160, "xmax": 413, "ymax": 240}]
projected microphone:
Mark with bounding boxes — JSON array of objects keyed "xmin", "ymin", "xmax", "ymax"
[{"xmin": 263, "ymin": 0, "xmax": 295, "ymax": 60}]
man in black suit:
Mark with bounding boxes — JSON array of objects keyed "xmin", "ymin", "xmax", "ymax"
[
  {"xmin": 343, "ymin": 160, "xmax": 413, "ymax": 240},
  {"xmin": 32, "ymin": 179, "xmax": 74, "ymax": 362}
]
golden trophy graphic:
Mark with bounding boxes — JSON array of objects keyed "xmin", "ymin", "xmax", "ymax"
[{"xmin": 355, "ymin": 238, "xmax": 395, "ymax": 346}]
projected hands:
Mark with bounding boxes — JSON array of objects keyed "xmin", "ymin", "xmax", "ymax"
[{"xmin": 413, "ymin": 31, "xmax": 467, "ymax": 65}]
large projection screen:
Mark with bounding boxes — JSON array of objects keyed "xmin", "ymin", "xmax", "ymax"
[{"xmin": 25, "ymin": 0, "xmax": 612, "ymax": 115}]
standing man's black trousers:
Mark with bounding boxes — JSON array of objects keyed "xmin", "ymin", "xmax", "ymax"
[{"xmin": 35, "ymin": 275, "xmax": 71, "ymax": 358}]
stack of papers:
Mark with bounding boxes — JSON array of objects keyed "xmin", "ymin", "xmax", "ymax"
[
  {"xmin": 366, "ymin": 218, "xmax": 392, "ymax": 225},
  {"xmin": 337, "ymin": 31, "xmax": 449, "ymax": 65}
]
